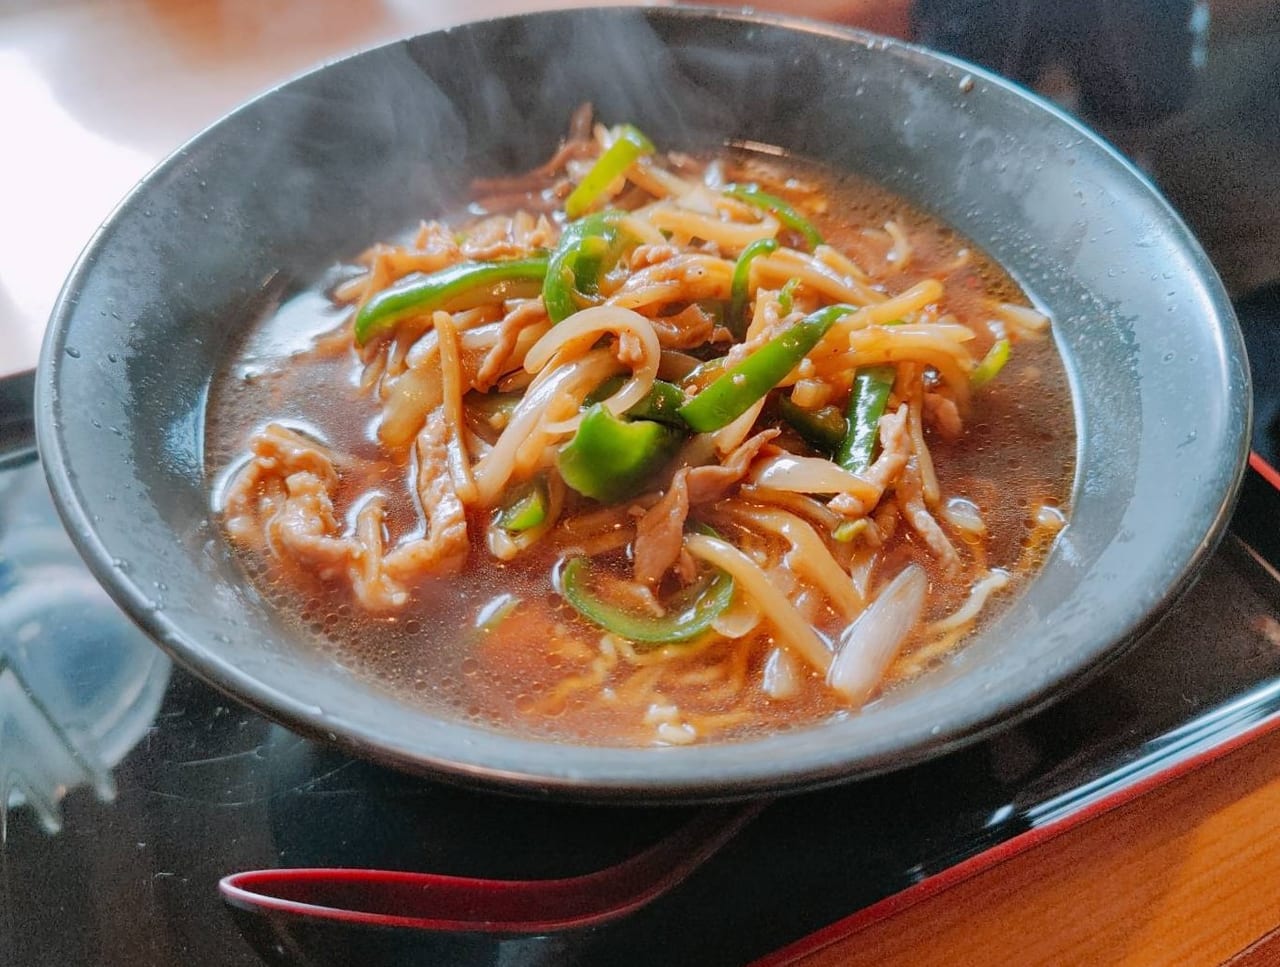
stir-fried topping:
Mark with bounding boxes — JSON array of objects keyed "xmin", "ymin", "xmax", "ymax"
[{"xmin": 215, "ymin": 111, "xmax": 1068, "ymax": 746}]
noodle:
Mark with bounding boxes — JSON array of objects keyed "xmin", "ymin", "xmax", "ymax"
[
  {"xmin": 646, "ymin": 205, "xmax": 780, "ymax": 253},
  {"xmin": 753, "ymin": 248, "xmax": 885, "ymax": 306},
  {"xmin": 722, "ymin": 504, "xmax": 863, "ymax": 619},
  {"xmin": 684, "ymin": 533, "xmax": 832, "ymax": 675},
  {"xmin": 813, "ymin": 244, "xmax": 870, "ymax": 282}
]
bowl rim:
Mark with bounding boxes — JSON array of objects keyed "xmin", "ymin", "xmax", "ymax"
[{"xmin": 35, "ymin": 5, "xmax": 1252, "ymax": 801}]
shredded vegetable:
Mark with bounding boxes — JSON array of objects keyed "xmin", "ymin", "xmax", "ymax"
[
  {"xmin": 725, "ymin": 184, "xmax": 823, "ymax": 250},
  {"xmin": 678, "ymin": 304, "xmax": 855, "ymax": 432},
  {"xmin": 559, "ymin": 554, "xmax": 734, "ymax": 644},
  {"xmin": 355, "ymin": 257, "xmax": 547, "ymax": 345}
]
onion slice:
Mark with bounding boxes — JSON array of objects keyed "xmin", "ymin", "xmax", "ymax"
[
  {"xmin": 523, "ymin": 305, "xmax": 660, "ymax": 434},
  {"xmin": 749, "ymin": 454, "xmax": 880, "ymax": 503},
  {"xmin": 827, "ymin": 564, "xmax": 927, "ymax": 707},
  {"xmin": 761, "ymin": 647, "xmax": 801, "ymax": 700}
]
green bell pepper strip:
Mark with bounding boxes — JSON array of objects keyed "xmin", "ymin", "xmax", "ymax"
[
  {"xmin": 833, "ymin": 519, "xmax": 869, "ymax": 544},
  {"xmin": 353, "ymin": 257, "xmax": 548, "ymax": 346},
  {"xmin": 677, "ymin": 303, "xmax": 856, "ymax": 433},
  {"xmin": 466, "ymin": 390, "xmax": 522, "ymax": 427},
  {"xmin": 542, "ymin": 211, "xmax": 636, "ymax": 323},
  {"xmin": 971, "ymin": 338, "xmax": 1011, "ymax": 388},
  {"xmin": 564, "ymin": 124, "xmax": 655, "ymax": 219},
  {"xmin": 836, "ymin": 365, "xmax": 896, "ymax": 473},
  {"xmin": 558, "ymin": 404, "xmax": 684, "ymax": 503},
  {"xmin": 776, "ymin": 395, "xmax": 848, "ymax": 453},
  {"xmin": 584, "ymin": 377, "xmax": 689, "ymax": 428},
  {"xmin": 495, "ymin": 476, "xmax": 549, "ymax": 532},
  {"xmin": 582, "ymin": 376, "xmax": 627, "ymax": 407},
  {"xmin": 777, "ymin": 278, "xmax": 800, "ymax": 315},
  {"xmin": 728, "ymin": 237, "xmax": 779, "ymax": 340},
  {"xmin": 724, "ymin": 184, "xmax": 823, "ymax": 250},
  {"xmin": 559, "ymin": 554, "xmax": 735, "ymax": 644}
]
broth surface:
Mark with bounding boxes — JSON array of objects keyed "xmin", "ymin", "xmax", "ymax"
[{"xmin": 208, "ymin": 146, "xmax": 1075, "ymax": 746}]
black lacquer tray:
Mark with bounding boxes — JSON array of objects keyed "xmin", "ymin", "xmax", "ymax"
[{"xmin": 2, "ymin": 451, "xmax": 1278, "ymax": 965}]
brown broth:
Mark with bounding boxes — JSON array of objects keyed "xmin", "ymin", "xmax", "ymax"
[{"xmin": 206, "ymin": 153, "xmax": 1076, "ymax": 746}]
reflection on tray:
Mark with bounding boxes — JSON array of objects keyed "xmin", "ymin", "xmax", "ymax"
[{"xmin": 0, "ymin": 459, "xmax": 169, "ymax": 834}]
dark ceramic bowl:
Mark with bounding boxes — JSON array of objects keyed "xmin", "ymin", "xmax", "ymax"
[{"xmin": 36, "ymin": 7, "xmax": 1250, "ymax": 801}]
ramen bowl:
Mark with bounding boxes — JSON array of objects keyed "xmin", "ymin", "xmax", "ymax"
[{"xmin": 35, "ymin": 7, "xmax": 1249, "ymax": 800}]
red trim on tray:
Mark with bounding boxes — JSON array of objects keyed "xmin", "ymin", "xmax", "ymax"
[
  {"xmin": 754, "ymin": 707, "xmax": 1280, "ymax": 966},
  {"xmin": 218, "ymin": 865, "xmax": 687, "ymax": 935},
  {"xmin": 758, "ymin": 452, "xmax": 1280, "ymax": 965},
  {"xmin": 1250, "ymin": 452, "xmax": 1280, "ymax": 492},
  {"xmin": 220, "ymin": 800, "xmax": 763, "ymax": 935}
]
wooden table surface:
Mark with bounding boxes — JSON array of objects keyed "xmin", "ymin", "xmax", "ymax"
[
  {"xmin": 4, "ymin": 2, "xmax": 1278, "ymax": 965},
  {"xmin": 792, "ymin": 725, "xmax": 1280, "ymax": 967}
]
